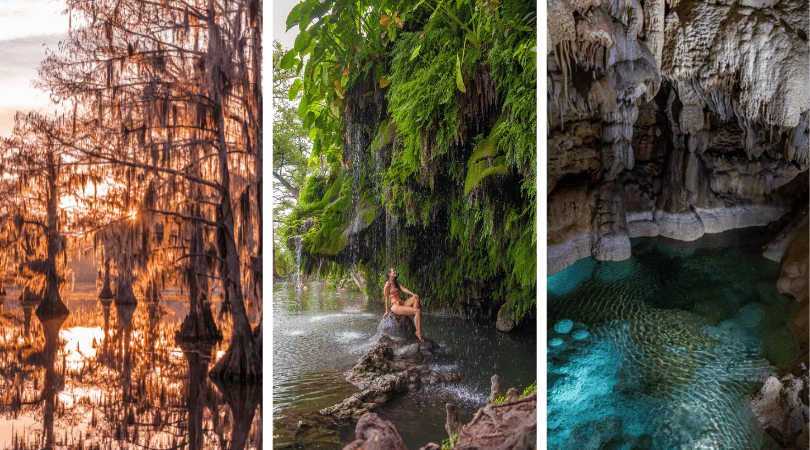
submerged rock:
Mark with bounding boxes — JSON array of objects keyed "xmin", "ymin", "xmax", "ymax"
[
  {"xmin": 553, "ymin": 319, "xmax": 573, "ymax": 334},
  {"xmin": 571, "ymin": 329, "xmax": 590, "ymax": 340}
]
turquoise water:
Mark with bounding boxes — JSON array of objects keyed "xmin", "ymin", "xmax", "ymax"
[{"xmin": 547, "ymin": 228, "xmax": 799, "ymax": 450}]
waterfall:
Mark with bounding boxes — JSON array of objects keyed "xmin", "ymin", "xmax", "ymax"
[
  {"xmin": 385, "ymin": 208, "xmax": 397, "ymax": 267},
  {"xmin": 294, "ymin": 235, "xmax": 303, "ymax": 304}
]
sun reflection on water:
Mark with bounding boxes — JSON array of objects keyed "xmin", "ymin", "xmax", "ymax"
[{"xmin": 0, "ymin": 285, "xmax": 261, "ymax": 449}]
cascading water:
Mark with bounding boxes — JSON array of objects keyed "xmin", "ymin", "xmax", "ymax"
[
  {"xmin": 385, "ymin": 209, "xmax": 395, "ymax": 266},
  {"xmin": 294, "ymin": 235, "xmax": 303, "ymax": 304}
]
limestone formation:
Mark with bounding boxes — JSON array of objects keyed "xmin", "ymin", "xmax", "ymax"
[{"xmin": 547, "ymin": 0, "xmax": 809, "ymax": 276}]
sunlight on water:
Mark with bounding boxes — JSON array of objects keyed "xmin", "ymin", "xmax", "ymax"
[
  {"xmin": 60, "ymin": 326, "xmax": 104, "ymax": 369},
  {"xmin": 0, "ymin": 284, "xmax": 261, "ymax": 450},
  {"xmin": 0, "ymin": 418, "xmax": 37, "ymax": 448}
]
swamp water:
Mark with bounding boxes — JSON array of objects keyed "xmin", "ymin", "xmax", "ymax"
[
  {"xmin": 547, "ymin": 227, "xmax": 800, "ymax": 450},
  {"xmin": 0, "ymin": 284, "xmax": 262, "ymax": 450},
  {"xmin": 273, "ymin": 281, "xmax": 536, "ymax": 449}
]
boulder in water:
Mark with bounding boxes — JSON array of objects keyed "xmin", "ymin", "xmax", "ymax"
[
  {"xmin": 496, "ymin": 303, "xmax": 515, "ymax": 332},
  {"xmin": 378, "ymin": 313, "xmax": 418, "ymax": 343},
  {"xmin": 342, "ymin": 413, "xmax": 407, "ymax": 450},
  {"xmin": 488, "ymin": 374, "xmax": 504, "ymax": 404}
]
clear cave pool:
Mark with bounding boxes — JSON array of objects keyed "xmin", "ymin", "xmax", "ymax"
[
  {"xmin": 273, "ymin": 280, "xmax": 536, "ymax": 449},
  {"xmin": 547, "ymin": 227, "xmax": 800, "ymax": 450}
]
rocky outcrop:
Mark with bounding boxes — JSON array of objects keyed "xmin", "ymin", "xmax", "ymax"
[
  {"xmin": 342, "ymin": 392, "xmax": 537, "ymax": 450},
  {"xmin": 451, "ymin": 394, "xmax": 536, "ymax": 450},
  {"xmin": 547, "ymin": 0, "xmax": 809, "ymax": 276},
  {"xmin": 343, "ymin": 413, "xmax": 407, "ymax": 450},
  {"xmin": 750, "ymin": 371, "xmax": 810, "ymax": 450},
  {"xmin": 320, "ymin": 334, "xmax": 459, "ymax": 420}
]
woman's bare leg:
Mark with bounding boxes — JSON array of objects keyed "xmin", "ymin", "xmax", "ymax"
[
  {"xmin": 391, "ymin": 304, "xmax": 424, "ymax": 342},
  {"xmin": 404, "ymin": 296, "xmax": 421, "ymax": 310}
]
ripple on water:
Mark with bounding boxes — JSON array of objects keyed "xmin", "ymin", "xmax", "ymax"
[{"xmin": 547, "ymin": 231, "xmax": 796, "ymax": 450}]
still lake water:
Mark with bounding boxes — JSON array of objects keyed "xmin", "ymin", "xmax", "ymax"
[
  {"xmin": 0, "ymin": 283, "xmax": 262, "ymax": 450},
  {"xmin": 547, "ymin": 227, "xmax": 800, "ymax": 450},
  {"xmin": 273, "ymin": 281, "xmax": 536, "ymax": 449}
]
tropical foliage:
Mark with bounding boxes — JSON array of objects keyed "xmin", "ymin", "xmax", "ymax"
[{"xmin": 281, "ymin": 0, "xmax": 536, "ymax": 322}]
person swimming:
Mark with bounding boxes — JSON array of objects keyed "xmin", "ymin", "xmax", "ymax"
[{"xmin": 382, "ymin": 267, "xmax": 423, "ymax": 342}]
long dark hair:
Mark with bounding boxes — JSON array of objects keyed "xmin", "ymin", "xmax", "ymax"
[{"xmin": 386, "ymin": 267, "xmax": 400, "ymax": 291}]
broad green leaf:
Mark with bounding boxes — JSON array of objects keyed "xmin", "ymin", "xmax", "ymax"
[
  {"xmin": 286, "ymin": 3, "xmax": 303, "ymax": 30},
  {"xmin": 294, "ymin": 30, "xmax": 310, "ymax": 51},
  {"xmin": 410, "ymin": 44, "xmax": 421, "ymax": 60},
  {"xmin": 455, "ymin": 55, "xmax": 466, "ymax": 93},
  {"xmin": 279, "ymin": 49, "xmax": 297, "ymax": 70},
  {"xmin": 288, "ymin": 79, "xmax": 303, "ymax": 101}
]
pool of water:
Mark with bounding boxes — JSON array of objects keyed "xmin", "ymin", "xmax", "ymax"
[
  {"xmin": 273, "ymin": 281, "xmax": 536, "ymax": 449},
  {"xmin": 0, "ymin": 284, "xmax": 261, "ymax": 450},
  {"xmin": 547, "ymin": 227, "xmax": 799, "ymax": 450}
]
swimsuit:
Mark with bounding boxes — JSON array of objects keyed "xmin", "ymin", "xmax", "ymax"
[{"xmin": 389, "ymin": 286, "xmax": 403, "ymax": 306}]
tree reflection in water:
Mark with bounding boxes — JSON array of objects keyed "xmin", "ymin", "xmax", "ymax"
[{"xmin": 0, "ymin": 288, "xmax": 261, "ymax": 449}]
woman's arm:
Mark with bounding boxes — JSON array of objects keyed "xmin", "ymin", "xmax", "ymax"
[
  {"xmin": 383, "ymin": 282, "xmax": 390, "ymax": 318},
  {"xmin": 399, "ymin": 285, "xmax": 418, "ymax": 298}
]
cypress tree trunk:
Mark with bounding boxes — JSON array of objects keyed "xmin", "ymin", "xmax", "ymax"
[
  {"xmin": 36, "ymin": 153, "xmax": 69, "ymax": 320},
  {"xmin": 182, "ymin": 343, "xmax": 214, "ymax": 450},
  {"xmin": 177, "ymin": 221, "xmax": 221, "ymax": 342},
  {"xmin": 211, "ymin": 378, "xmax": 261, "ymax": 450},
  {"xmin": 206, "ymin": 2, "xmax": 259, "ymax": 382}
]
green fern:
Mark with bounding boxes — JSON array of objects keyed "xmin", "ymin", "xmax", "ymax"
[
  {"xmin": 521, "ymin": 381, "xmax": 537, "ymax": 397},
  {"xmin": 440, "ymin": 434, "xmax": 459, "ymax": 450}
]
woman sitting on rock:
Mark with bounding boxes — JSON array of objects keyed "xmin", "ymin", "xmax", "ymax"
[{"xmin": 382, "ymin": 267, "xmax": 424, "ymax": 342}]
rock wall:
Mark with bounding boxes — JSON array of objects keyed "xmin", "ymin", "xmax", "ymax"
[{"xmin": 547, "ymin": 0, "xmax": 809, "ymax": 276}]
